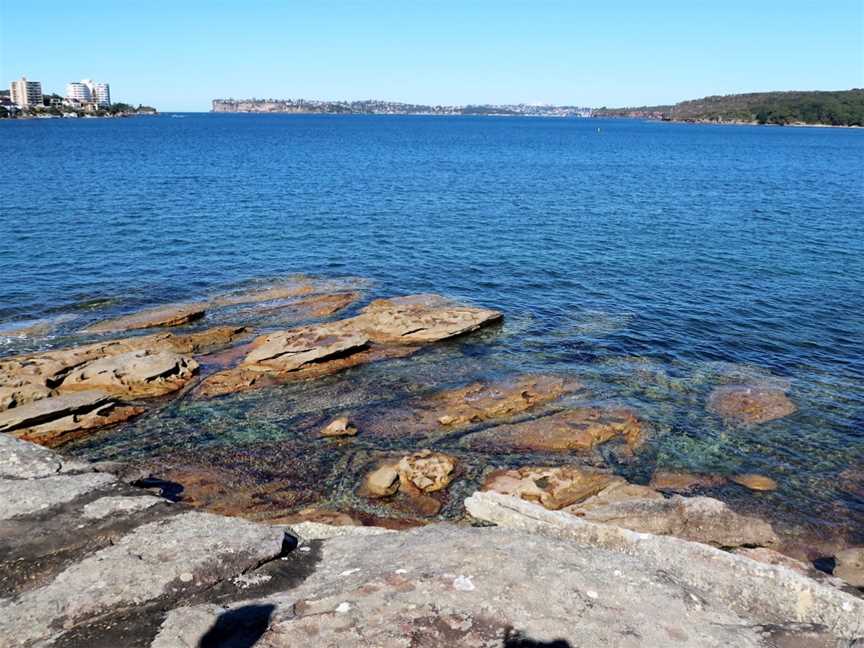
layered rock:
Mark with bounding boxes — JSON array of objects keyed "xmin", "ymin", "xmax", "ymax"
[
  {"xmin": 707, "ymin": 384, "xmax": 797, "ymax": 424},
  {"xmin": 464, "ymin": 407, "xmax": 643, "ymax": 453},
  {"xmin": 84, "ymin": 302, "xmax": 206, "ymax": 334},
  {"xmin": 197, "ymin": 294, "xmax": 502, "ymax": 398},
  {"xmin": 361, "ymin": 450, "xmax": 458, "ymax": 517},
  {"xmin": 60, "ymin": 350, "xmax": 198, "ymax": 398}
]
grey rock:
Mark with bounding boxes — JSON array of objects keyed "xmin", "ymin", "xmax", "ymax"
[
  {"xmin": 0, "ymin": 511, "xmax": 286, "ymax": 647},
  {"xmin": 0, "ymin": 433, "xmax": 88, "ymax": 478},
  {"xmin": 81, "ymin": 495, "xmax": 165, "ymax": 519},
  {"xmin": 153, "ymin": 523, "xmax": 861, "ymax": 648},
  {"xmin": 284, "ymin": 521, "xmax": 395, "ymax": 541},
  {"xmin": 465, "ymin": 491, "xmax": 864, "ymax": 638},
  {"xmin": 0, "ymin": 473, "xmax": 115, "ymax": 520},
  {"xmin": 835, "ymin": 547, "xmax": 864, "ymax": 587}
]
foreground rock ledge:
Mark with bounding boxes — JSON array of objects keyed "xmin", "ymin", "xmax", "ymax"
[{"xmin": 0, "ymin": 435, "xmax": 861, "ymax": 647}]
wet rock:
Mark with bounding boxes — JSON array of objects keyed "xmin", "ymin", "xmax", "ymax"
[
  {"xmin": 464, "ymin": 407, "xmax": 643, "ymax": 453},
  {"xmin": 649, "ymin": 470, "xmax": 728, "ymax": 492},
  {"xmin": 84, "ymin": 302, "xmax": 206, "ymax": 334},
  {"xmin": 337, "ymin": 294, "xmax": 502, "ymax": 344},
  {"xmin": 707, "ymin": 385, "xmax": 797, "ymax": 424},
  {"xmin": 249, "ymin": 291, "xmax": 360, "ymax": 322},
  {"xmin": 320, "ymin": 416, "xmax": 358, "ymax": 437},
  {"xmin": 0, "ymin": 511, "xmax": 286, "ymax": 646},
  {"xmin": 834, "ymin": 547, "xmax": 864, "ymax": 587},
  {"xmin": 363, "ymin": 464, "xmax": 400, "ymax": 497},
  {"xmin": 483, "ymin": 465, "xmax": 623, "ymax": 510},
  {"xmin": 59, "ymin": 350, "xmax": 199, "ymax": 398},
  {"xmin": 81, "ymin": 495, "xmax": 165, "ymax": 520},
  {"xmin": 731, "ymin": 474, "xmax": 778, "ymax": 491},
  {"xmin": 154, "ymin": 523, "xmax": 864, "ymax": 647},
  {"xmin": 207, "ymin": 279, "xmax": 317, "ymax": 307},
  {"xmin": 0, "ymin": 473, "xmax": 115, "ymax": 520},
  {"xmin": 11, "ymin": 402, "xmax": 144, "ymax": 448}
]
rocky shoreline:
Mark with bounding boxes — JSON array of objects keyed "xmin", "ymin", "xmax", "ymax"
[{"xmin": 1, "ymin": 276, "xmax": 862, "ymax": 645}]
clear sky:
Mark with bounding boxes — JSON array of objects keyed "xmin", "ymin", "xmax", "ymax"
[{"xmin": 1, "ymin": 0, "xmax": 862, "ymax": 111}]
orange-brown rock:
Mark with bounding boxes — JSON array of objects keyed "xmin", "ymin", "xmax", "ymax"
[
  {"xmin": 648, "ymin": 470, "xmax": 728, "ymax": 492},
  {"xmin": 464, "ymin": 407, "xmax": 643, "ymax": 453},
  {"xmin": 565, "ymin": 480, "xmax": 665, "ymax": 514},
  {"xmin": 396, "ymin": 450, "xmax": 456, "ymax": 493},
  {"xmin": 84, "ymin": 302, "xmax": 206, "ymax": 334},
  {"xmin": 731, "ymin": 473, "xmax": 778, "ymax": 491},
  {"xmin": 0, "ymin": 390, "xmax": 144, "ymax": 448},
  {"xmin": 358, "ymin": 375, "xmax": 579, "ymax": 441},
  {"xmin": 207, "ymin": 279, "xmax": 317, "ymax": 307},
  {"xmin": 320, "ymin": 416, "xmax": 358, "ymax": 437},
  {"xmin": 243, "ymin": 326, "xmax": 369, "ymax": 370},
  {"xmin": 251, "ymin": 292, "xmax": 360, "ymax": 321},
  {"xmin": 363, "ymin": 464, "xmax": 400, "ymax": 497},
  {"xmin": 334, "ymin": 294, "xmax": 502, "ymax": 345},
  {"xmin": 483, "ymin": 466, "xmax": 623, "ymax": 510},
  {"xmin": 59, "ymin": 350, "xmax": 198, "ymax": 399},
  {"xmin": 707, "ymin": 384, "xmax": 797, "ymax": 424}
]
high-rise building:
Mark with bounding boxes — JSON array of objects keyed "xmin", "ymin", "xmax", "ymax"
[
  {"xmin": 66, "ymin": 79, "xmax": 111, "ymax": 107},
  {"xmin": 10, "ymin": 77, "xmax": 42, "ymax": 108},
  {"xmin": 91, "ymin": 82, "xmax": 110, "ymax": 106},
  {"xmin": 66, "ymin": 82, "xmax": 91, "ymax": 102}
]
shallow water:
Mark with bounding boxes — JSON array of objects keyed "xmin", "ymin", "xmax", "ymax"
[{"xmin": 1, "ymin": 115, "xmax": 863, "ymax": 537}]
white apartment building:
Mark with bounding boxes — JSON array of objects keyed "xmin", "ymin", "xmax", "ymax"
[
  {"xmin": 65, "ymin": 79, "xmax": 111, "ymax": 107},
  {"xmin": 66, "ymin": 82, "xmax": 91, "ymax": 102},
  {"xmin": 10, "ymin": 77, "xmax": 43, "ymax": 108}
]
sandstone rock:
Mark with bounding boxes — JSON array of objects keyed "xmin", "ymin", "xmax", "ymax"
[
  {"xmin": 153, "ymin": 523, "xmax": 864, "ymax": 647},
  {"xmin": 649, "ymin": 470, "xmax": 728, "ymax": 492},
  {"xmin": 319, "ymin": 416, "xmax": 357, "ymax": 437},
  {"xmin": 566, "ymin": 480, "xmax": 665, "ymax": 513},
  {"xmin": 285, "ymin": 521, "xmax": 395, "ymax": 542},
  {"xmin": 59, "ymin": 350, "xmax": 199, "ymax": 398},
  {"xmin": 251, "ymin": 291, "xmax": 360, "ymax": 322},
  {"xmin": 834, "ymin": 547, "xmax": 864, "ymax": 587},
  {"xmin": 0, "ymin": 512, "xmax": 286, "ymax": 646},
  {"xmin": 707, "ymin": 385, "xmax": 797, "ymax": 424},
  {"xmin": 208, "ymin": 279, "xmax": 316, "ymax": 307},
  {"xmin": 573, "ymin": 494, "xmax": 779, "ymax": 548},
  {"xmin": 397, "ymin": 450, "xmax": 457, "ymax": 493},
  {"xmin": 0, "ymin": 473, "xmax": 115, "ymax": 520},
  {"xmin": 0, "ymin": 390, "xmax": 112, "ymax": 432},
  {"xmin": 11, "ymin": 402, "xmax": 144, "ymax": 448},
  {"xmin": 733, "ymin": 547, "xmax": 815, "ymax": 577},
  {"xmin": 338, "ymin": 294, "xmax": 502, "ymax": 344},
  {"xmin": 483, "ymin": 465, "xmax": 623, "ymax": 510},
  {"xmin": 81, "ymin": 495, "xmax": 165, "ymax": 520},
  {"xmin": 731, "ymin": 474, "xmax": 778, "ymax": 491},
  {"xmin": 363, "ymin": 464, "xmax": 400, "ymax": 497},
  {"xmin": 84, "ymin": 302, "xmax": 206, "ymax": 334},
  {"xmin": 243, "ymin": 326, "xmax": 369, "ymax": 370},
  {"xmin": 464, "ymin": 407, "xmax": 643, "ymax": 453}
]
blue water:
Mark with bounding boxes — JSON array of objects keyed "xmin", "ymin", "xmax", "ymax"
[{"xmin": 1, "ymin": 114, "xmax": 863, "ymax": 535}]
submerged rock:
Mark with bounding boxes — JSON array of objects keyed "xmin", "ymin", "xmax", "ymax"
[
  {"xmin": 84, "ymin": 302, "xmax": 206, "ymax": 334},
  {"xmin": 649, "ymin": 470, "xmax": 728, "ymax": 492},
  {"xmin": 731, "ymin": 474, "xmax": 778, "ymax": 491},
  {"xmin": 464, "ymin": 407, "xmax": 643, "ymax": 453},
  {"xmin": 707, "ymin": 384, "xmax": 797, "ymax": 424},
  {"xmin": 397, "ymin": 450, "xmax": 456, "ymax": 493}
]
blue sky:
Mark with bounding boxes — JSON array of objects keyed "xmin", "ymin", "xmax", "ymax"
[{"xmin": 2, "ymin": 1, "xmax": 862, "ymax": 111}]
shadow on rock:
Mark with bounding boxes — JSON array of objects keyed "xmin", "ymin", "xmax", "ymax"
[
  {"xmin": 199, "ymin": 604, "xmax": 275, "ymax": 648},
  {"xmin": 504, "ymin": 628, "xmax": 572, "ymax": 648}
]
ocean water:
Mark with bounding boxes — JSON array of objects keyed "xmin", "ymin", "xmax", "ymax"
[{"xmin": 1, "ymin": 114, "xmax": 863, "ymax": 537}]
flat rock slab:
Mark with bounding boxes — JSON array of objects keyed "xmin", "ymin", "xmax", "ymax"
[
  {"xmin": 84, "ymin": 303, "xmax": 206, "ymax": 334},
  {"xmin": 0, "ymin": 473, "xmax": 115, "ymax": 520},
  {"xmin": 152, "ymin": 524, "xmax": 861, "ymax": 648},
  {"xmin": 465, "ymin": 492, "xmax": 863, "ymax": 639},
  {"xmin": 0, "ymin": 511, "xmax": 286, "ymax": 647},
  {"xmin": 0, "ymin": 433, "xmax": 88, "ymax": 478},
  {"xmin": 60, "ymin": 350, "xmax": 199, "ymax": 398},
  {"xmin": 244, "ymin": 327, "xmax": 369, "ymax": 370},
  {"xmin": 81, "ymin": 495, "xmax": 165, "ymax": 520},
  {"xmin": 0, "ymin": 391, "xmax": 112, "ymax": 433}
]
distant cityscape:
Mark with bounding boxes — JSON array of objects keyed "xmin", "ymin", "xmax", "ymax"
[
  {"xmin": 1, "ymin": 75, "xmax": 156, "ymax": 118},
  {"xmin": 213, "ymin": 98, "xmax": 594, "ymax": 117}
]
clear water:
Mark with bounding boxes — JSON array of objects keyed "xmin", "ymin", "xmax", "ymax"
[{"xmin": 2, "ymin": 115, "xmax": 863, "ymax": 537}]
